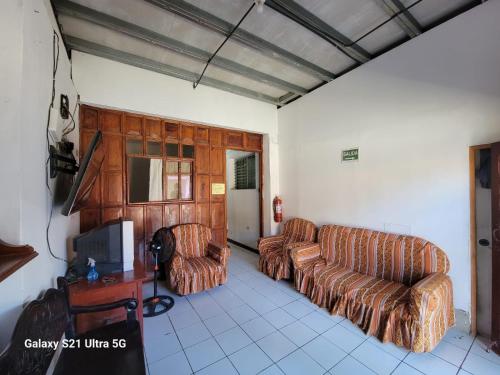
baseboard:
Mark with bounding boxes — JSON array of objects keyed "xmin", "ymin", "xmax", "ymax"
[{"xmin": 227, "ymin": 238, "xmax": 259, "ymax": 254}]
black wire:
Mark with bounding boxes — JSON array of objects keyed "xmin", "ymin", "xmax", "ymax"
[
  {"xmin": 193, "ymin": 2, "xmax": 255, "ymax": 89},
  {"xmin": 45, "ymin": 30, "xmax": 68, "ymax": 264},
  {"xmin": 61, "ymin": 101, "xmax": 79, "ymax": 138}
]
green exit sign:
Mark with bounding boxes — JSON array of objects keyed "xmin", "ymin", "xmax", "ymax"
[{"xmin": 342, "ymin": 148, "xmax": 359, "ymax": 161}]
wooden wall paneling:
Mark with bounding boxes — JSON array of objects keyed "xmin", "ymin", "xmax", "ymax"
[
  {"xmin": 212, "ymin": 229, "xmax": 225, "ymax": 246},
  {"xmin": 145, "ymin": 205, "xmax": 163, "ymax": 243},
  {"xmin": 165, "ymin": 121, "xmax": 179, "ymax": 141},
  {"xmin": 244, "ymin": 133, "xmax": 262, "ymax": 151},
  {"xmin": 99, "ymin": 109, "xmax": 122, "ymax": 133},
  {"xmin": 196, "ymin": 175, "xmax": 210, "ymax": 202},
  {"xmin": 81, "ymin": 106, "xmax": 98, "ymax": 130},
  {"xmin": 181, "ymin": 124, "xmax": 195, "ymax": 144},
  {"xmin": 180, "ymin": 203, "xmax": 196, "ymax": 224},
  {"xmin": 196, "ymin": 203, "xmax": 210, "ymax": 227},
  {"xmin": 102, "ymin": 134, "xmax": 123, "ymax": 171},
  {"xmin": 210, "ymin": 128, "xmax": 223, "ymax": 147},
  {"xmin": 102, "ymin": 207, "xmax": 124, "ymax": 223},
  {"xmin": 195, "ymin": 127, "xmax": 209, "ymax": 144},
  {"xmin": 145, "ymin": 118, "xmax": 162, "ymax": 140},
  {"xmin": 164, "ymin": 204, "xmax": 180, "ymax": 227},
  {"xmin": 210, "ymin": 202, "xmax": 225, "ymax": 230},
  {"xmin": 224, "ymin": 131, "xmax": 244, "ymax": 149},
  {"xmin": 124, "ymin": 114, "xmax": 143, "ymax": 136},
  {"xmin": 210, "ymin": 148, "xmax": 224, "ymax": 176},
  {"xmin": 80, "ymin": 209, "xmax": 101, "ymax": 233},
  {"xmin": 210, "ymin": 175, "xmax": 226, "ymax": 203},
  {"xmin": 101, "ymin": 171, "xmax": 123, "ymax": 207},
  {"xmin": 195, "ymin": 144, "xmax": 210, "ymax": 174}
]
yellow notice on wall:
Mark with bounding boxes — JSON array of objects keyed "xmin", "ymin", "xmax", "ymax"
[{"xmin": 211, "ymin": 183, "xmax": 225, "ymax": 195}]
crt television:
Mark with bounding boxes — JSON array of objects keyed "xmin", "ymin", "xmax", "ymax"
[
  {"xmin": 73, "ymin": 219, "xmax": 134, "ymax": 277},
  {"xmin": 61, "ymin": 130, "xmax": 104, "ymax": 216}
]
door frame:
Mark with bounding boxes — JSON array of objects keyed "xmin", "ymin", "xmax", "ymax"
[
  {"xmin": 225, "ymin": 148, "xmax": 264, "ymax": 243},
  {"xmin": 469, "ymin": 143, "xmax": 491, "ymax": 336}
]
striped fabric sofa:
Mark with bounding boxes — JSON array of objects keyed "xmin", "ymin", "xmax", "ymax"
[
  {"xmin": 258, "ymin": 218, "xmax": 316, "ymax": 280},
  {"xmin": 291, "ymin": 224, "xmax": 454, "ymax": 352},
  {"xmin": 168, "ymin": 224, "xmax": 230, "ymax": 295}
]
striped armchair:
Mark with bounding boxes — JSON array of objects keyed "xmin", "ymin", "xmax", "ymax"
[
  {"xmin": 258, "ymin": 218, "xmax": 316, "ymax": 280},
  {"xmin": 291, "ymin": 225, "xmax": 454, "ymax": 352},
  {"xmin": 168, "ymin": 224, "xmax": 230, "ymax": 295}
]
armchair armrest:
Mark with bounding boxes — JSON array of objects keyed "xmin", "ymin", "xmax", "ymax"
[
  {"xmin": 284, "ymin": 241, "xmax": 315, "ymax": 258},
  {"xmin": 70, "ymin": 298, "xmax": 138, "ymax": 315},
  {"xmin": 290, "ymin": 243, "xmax": 321, "ymax": 268},
  {"xmin": 257, "ymin": 235, "xmax": 284, "ymax": 255},
  {"xmin": 207, "ymin": 242, "xmax": 231, "ymax": 267},
  {"xmin": 410, "ymin": 273, "xmax": 454, "ymax": 322}
]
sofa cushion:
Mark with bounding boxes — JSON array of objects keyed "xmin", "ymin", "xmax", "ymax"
[
  {"xmin": 294, "ymin": 258, "xmax": 327, "ymax": 295},
  {"xmin": 176, "ymin": 256, "xmax": 226, "ymax": 295}
]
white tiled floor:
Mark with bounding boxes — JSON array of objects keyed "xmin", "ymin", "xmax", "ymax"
[{"xmin": 142, "ymin": 246, "xmax": 500, "ymax": 375}]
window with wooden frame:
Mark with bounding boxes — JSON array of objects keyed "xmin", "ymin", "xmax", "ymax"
[{"xmin": 235, "ymin": 154, "xmax": 256, "ymax": 190}]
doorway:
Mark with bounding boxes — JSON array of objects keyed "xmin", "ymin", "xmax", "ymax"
[
  {"xmin": 470, "ymin": 145, "xmax": 492, "ymax": 337},
  {"xmin": 226, "ymin": 150, "xmax": 261, "ymax": 251}
]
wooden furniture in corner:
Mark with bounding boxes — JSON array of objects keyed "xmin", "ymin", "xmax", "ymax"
[
  {"xmin": 0, "ymin": 240, "xmax": 38, "ymax": 283},
  {"xmin": 67, "ymin": 267, "xmax": 147, "ymax": 339}
]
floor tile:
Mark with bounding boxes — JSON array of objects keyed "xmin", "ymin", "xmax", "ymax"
[
  {"xmin": 229, "ymin": 343, "xmax": 273, "ymax": 375},
  {"xmin": 317, "ymin": 308, "xmax": 345, "ymax": 323},
  {"xmin": 170, "ymin": 307, "xmax": 201, "ymax": 330},
  {"xmin": 404, "ymin": 352, "xmax": 458, "ymax": 375},
  {"xmin": 351, "ymin": 341, "xmax": 400, "ymax": 375},
  {"xmin": 391, "ymin": 362, "xmax": 424, "ymax": 375},
  {"xmin": 461, "ymin": 352, "xmax": 500, "ymax": 375},
  {"xmin": 248, "ymin": 297, "xmax": 278, "ymax": 315},
  {"xmin": 176, "ymin": 321, "xmax": 212, "ymax": 348},
  {"xmin": 300, "ymin": 310, "xmax": 338, "ymax": 333},
  {"xmin": 184, "ymin": 338, "xmax": 226, "ymax": 372},
  {"xmin": 339, "ymin": 319, "xmax": 368, "ymax": 338},
  {"xmin": 148, "ymin": 350, "xmax": 192, "ymax": 375},
  {"xmin": 469, "ymin": 336, "xmax": 500, "ymax": 365},
  {"xmin": 145, "ymin": 332, "xmax": 182, "ymax": 363},
  {"xmin": 329, "ymin": 356, "xmax": 376, "ymax": 375},
  {"xmin": 144, "ymin": 313, "xmax": 174, "ymax": 340},
  {"xmin": 256, "ymin": 331, "xmax": 297, "ymax": 362},
  {"xmin": 262, "ymin": 308, "xmax": 296, "ymax": 329},
  {"xmin": 282, "ymin": 300, "xmax": 315, "ymax": 319},
  {"xmin": 194, "ymin": 301, "xmax": 225, "ymax": 320},
  {"xmin": 215, "ymin": 326, "xmax": 253, "ymax": 355},
  {"xmin": 323, "ymin": 324, "xmax": 366, "ymax": 352},
  {"xmin": 204, "ymin": 312, "xmax": 237, "ymax": 335},
  {"xmin": 227, "ymin": 304, "xmax": 259, "ymax": 325},
  {"xmin": 302, "ymin": 335, "xmax": 347, "ymax": 370},
  {"xmin": 366, "ymin": 337, "xmax": 408, "ymax": 360},
  {"xmin": 196, "ymin": 357, "xmax": 238, "ymax": 375},
  {"xmin": 258, "ymin": 364, "xmax": 284, "ymax": 375},
  {"xmin": 442, "ymin": 327, "xmax": 474, "ymax": 351},
  {"xmin": 277, "ymin": 349, "xmax": 325, "ymax": 375},
  {"xmin": 431, "ymin": 340, "xmax": 467, "ymax": 367},
  {"xmin": 241, "ymin": 316, "xmax": 276, "ymax": 341},
  {"xmin": 280, "ymin": 320, "xmax": 318, "ymax": 346}
]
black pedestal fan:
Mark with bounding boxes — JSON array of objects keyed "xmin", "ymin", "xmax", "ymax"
[{"xmin": 143, "ymin": 227, "xmax": 175, "ymax": 317}]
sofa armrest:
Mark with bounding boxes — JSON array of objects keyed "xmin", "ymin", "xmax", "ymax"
[
  {"xmin": 410, "ymin": 273, "xmax": 454, "ymax": 322},
  {"xmin": 290, "ymin": 243, "xmax": 321, "ymax": 268},
  {"xmin": 258, "ymin": 235, "xmax": 284, "ymax": 255},
  {"xmin": 207, "ymin": 242, "xmax": 231, "ymax": 267},
  {"xmin": 170, "ymin": 253, "xmax": 185, "ymax": 272}
]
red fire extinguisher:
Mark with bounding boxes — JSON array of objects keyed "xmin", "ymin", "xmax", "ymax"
[{"xmin": 273, "ymin": 196, "xmax": 283, "ymax": 223}]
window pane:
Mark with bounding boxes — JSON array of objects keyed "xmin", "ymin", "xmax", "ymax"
[
  {"xmin": 166, "ymin": 161, "xmax": 178, "ymax": 174},
  {"xmin": 180, "ymin": 161, "xmax": 191, "ymax": 174},
  {"xmin": 128, "ymin": 157, "xmax": 162, "ymax": 203},
  {"xmin": 166, "ymin": 143, "xmax": 179, "ymax": 157},
  {"xmin": 126, "ymin": 139, "xmax": 143, "ymax": 154},
  {"xmin": 182, "ymin": 144, "xmax": 195, "ymax": 158},
  {"xmin": 167, "ymin": 175, "xmax": 179, "ymax": 199},
  {"xmin": 181, "ymin": 175, "xmax": 192, "ymax": 200},
  {"xmin": 147, "ymin": 141, "xmax": 161, "ymax": 156}
]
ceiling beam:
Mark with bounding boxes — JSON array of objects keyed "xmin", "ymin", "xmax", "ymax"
[
  {"xmin": 53, "ymin": 0, "xmax": 307, "ymax": 96},
  {"xmin": 265, "ymin": 0, "xmax": 371, "ymax": 64},
  {"xmin": 374, "ymin": 0, "xmax": 422, "ymax": 38},
  {"xmin": 144, "ymin": 0, "xmax": 336, "ymax": 82},
  {"xmin": 65, "ymin": 36, "xmax": 281, "ymax": 106}
]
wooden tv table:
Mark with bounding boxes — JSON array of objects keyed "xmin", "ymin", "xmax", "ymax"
[{"xmin": 68, "ymin": 267, "xmax": 148, "ymax": 338}]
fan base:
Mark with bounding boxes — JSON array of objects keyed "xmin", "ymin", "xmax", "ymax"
[{"xmin": 143, "ymin": 295, "xmax": 174, "ymax": 317}]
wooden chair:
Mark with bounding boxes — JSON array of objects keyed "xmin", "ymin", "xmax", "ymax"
[{"xmin": 0, "ymin": 277, "xmax": 145, "ymax": 375}]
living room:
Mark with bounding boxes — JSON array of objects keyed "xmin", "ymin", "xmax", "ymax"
[{"xmin": 1, "ymin": 0, "xmax": 500, "ymax": 374}]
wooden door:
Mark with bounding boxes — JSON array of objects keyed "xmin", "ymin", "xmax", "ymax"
[{"xmin": 491, "ymin": 141, "xmax": 500, "ymax": 354}]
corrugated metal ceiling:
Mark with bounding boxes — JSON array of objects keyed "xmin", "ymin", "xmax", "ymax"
[{"xmin": 53, "ymin": 0, "xmax": 484, "ymax": 106}]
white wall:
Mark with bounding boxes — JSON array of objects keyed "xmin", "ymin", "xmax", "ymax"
[
  {"xmin": 226, "ymin": 151, "xmax": 260, "ymax": 248},
  {"xmin": 71, "ymin": 51, "xmax": 280, "ymax": 237},
  {"xmin": 278, "ymin": 0, "xmax": 500, "ymax": 316},
  {"xmin": 0, "ymin": 0, "xmax": 79, "ymax": 349}
]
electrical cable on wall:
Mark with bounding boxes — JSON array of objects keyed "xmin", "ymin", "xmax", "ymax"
[{"xmin": 45, "ymin": 29, "xmax": 69, "ymax": 264}]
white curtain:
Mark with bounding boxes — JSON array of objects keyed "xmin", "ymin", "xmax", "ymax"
[{"xmin": 148, "ymin": 159, "xmax": 163, "ymax": 201}]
